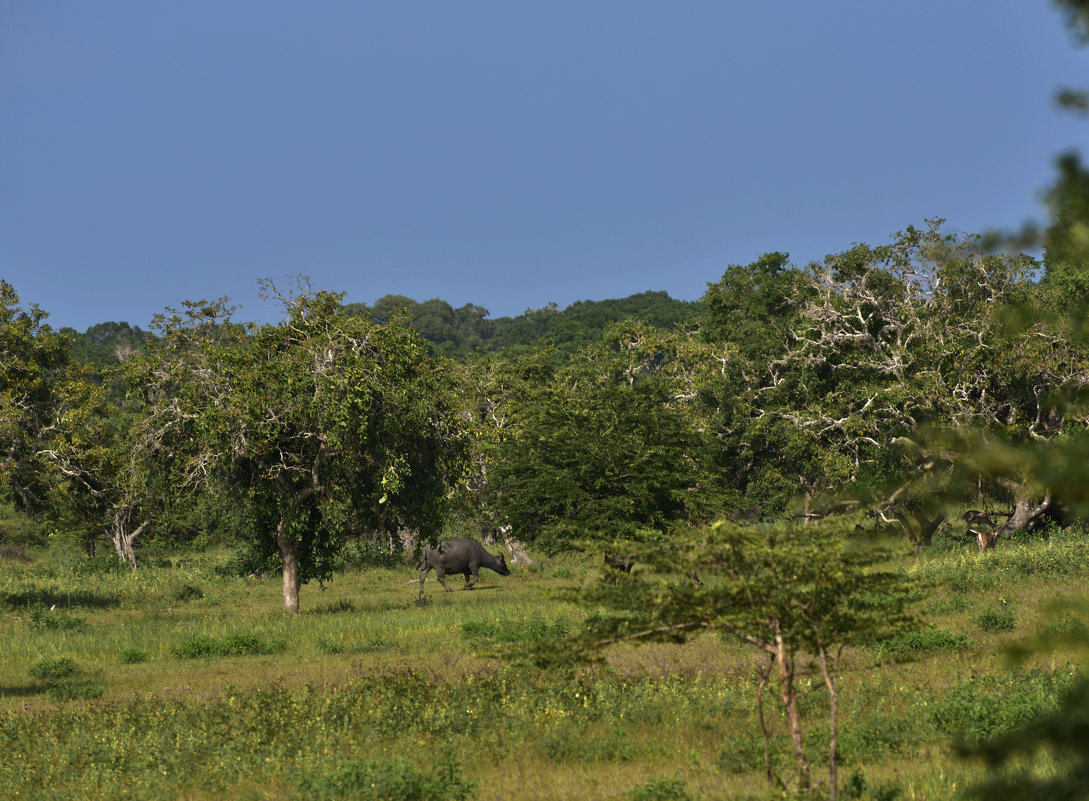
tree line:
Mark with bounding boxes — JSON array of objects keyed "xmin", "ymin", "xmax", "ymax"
[{"xmin": 4, "ymin": 217, "xmax": 1088, "ymax": 591}]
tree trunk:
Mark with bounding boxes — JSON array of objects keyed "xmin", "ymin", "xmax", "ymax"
[
  {"xmin": 818, "ymin": 644, "xmax": 844, "ymax": 801},
  {"xmin": 277, "ymin": 518, "xmax": 301, "ymax": 614},
  {"xmin": 775, "ymin": 627, "xmax": 810, "ymax": 792},
  {"xmin": 109, "ymin": 512, "xmax": 148, "ymax": 569},
  {"xmin": 756, "ymin": 655, "xmax": 780, "ymax": 789},
  {"xmin": 997, "ymin": 491, "xmax": 1052, "ymax": 540}
]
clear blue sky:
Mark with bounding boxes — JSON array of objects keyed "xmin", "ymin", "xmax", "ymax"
[{"xmin": 2, "ymin": 1, "xmax": 1086, "ymax": 331}]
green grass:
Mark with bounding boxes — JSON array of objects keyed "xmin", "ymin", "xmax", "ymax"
[{"xmin": 0, "ymin": 533, "xmax": 1086, "ymax": 800}]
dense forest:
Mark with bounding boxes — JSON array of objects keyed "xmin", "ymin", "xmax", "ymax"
[{"xmin": 5, "ymin": 214, "xmax": 1089, "ymax": 573}]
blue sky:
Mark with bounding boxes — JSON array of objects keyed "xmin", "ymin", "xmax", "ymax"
[{"xmin": 2, "ymin": 1, "xmax": 1086, "ymax": 331}]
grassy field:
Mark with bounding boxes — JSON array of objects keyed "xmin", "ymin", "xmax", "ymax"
[{"xmin": 1, "ymin": 529, "xmax": 1087, "ymax": 801}]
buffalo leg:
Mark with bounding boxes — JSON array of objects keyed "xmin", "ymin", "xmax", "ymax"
[
  {"xmin": 463, "ymin": 570, "xmax": 478, "ymax": 589},
  {"xmin": 435, "ymin": 568, "xmax": 454, "ymax": 592}
]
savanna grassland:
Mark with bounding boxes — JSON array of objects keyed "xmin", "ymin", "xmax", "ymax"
[{"xmin": 3, "ymin": 528, "xmax": 1087, "ymax": 801}]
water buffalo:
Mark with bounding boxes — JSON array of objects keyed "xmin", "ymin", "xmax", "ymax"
[{"xmin": 419, "ymin": 538, "xmax": 510, "ymax": 598}]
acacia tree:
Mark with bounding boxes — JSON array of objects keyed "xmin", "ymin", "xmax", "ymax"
[
  {"xmin": 532, "ymin": 518, "xmax": 916, "ymax": 800},
  {"xmin": 127, "ymin": 282, "xmax": 462, "ymax": 612},
  {"xmin": 492, "ymin": 322, "xmax": 731, "ymax": 554}
]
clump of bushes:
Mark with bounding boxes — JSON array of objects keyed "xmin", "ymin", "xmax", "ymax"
[
  {"xmin": 27, "ymin": 604, "xmax": 86, "ymax": 631},
  {"xmin": 461, "ymin": 617, "xmax": 569, "ymax": 643},
  {"xmin": 296, "ymin": 754, "xmax": 475, "ymax": 801},
  {"xmin": 171, "ymin": 583, "xmax": 204, "ymax": 602},
  {"xmin": 872, "ymin": 628, "xmax": 970, "ymax": 661},
  {"xmin": 316, "ymin": 633, "xmax": 392, "ymax": 655},
  {"xmin": 931, "ymin": 668, "xmax": 1078, "ymax": 745},
  {"xmin": 27, "ymin": 657, "xmax": 81, "ymax": 681},
  {"xmin": 977, "ymin": 605, "xmax": 1016, "ymax": 632},
  {"xmin": 627, "ymin": 773, "xmax": 693, "ymax": 801},
  {"xmin": 172, "ymin": 631, "xmax": 287, "ymax": 658},
  {"xmin": 27, "ymin": 657, "xmax": 104, "ymax": 701},
  {"xmin": 119, "ymin": 647, "xmax": 151, "ymax": 664}
]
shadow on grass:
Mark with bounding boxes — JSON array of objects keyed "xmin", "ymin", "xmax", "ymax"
[
  {"xmin": 1, "ymin": 588, "xmax": 121, "ymax": 610},
  {"xmin": 0, "ymin": 685, "xmax": 46, "ymax": 700}
]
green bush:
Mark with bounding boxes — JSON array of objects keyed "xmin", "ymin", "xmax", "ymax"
[
  {"xmin": 627, "ymin": 773, "xmax": 693, "ymax": 801},
  {"xmin": 27, "ymin": 604, "xmax": 86, "ymax": 630},
  {"xmin": 335, "ymin": 537, "xmax": 404, "ymax": 570},
  {"xmin": 977, "ymin": 606, "xmax": 1016, "ymax": 632},
  {"xmin": 297, "ymin": 754, "xmax": 475, "ymax": 801},
  {"xmin": 872, "ymin": 628, "xmax": 970, "ymax": 661},
  {"xmin": 70, "ymin": 554, "xmax": 130, "ymax": 577},
  {"xmin": 317, "ymin": 633, "xmax": 392, "ymax": 655},
  {"xmin": 716, "ymin": 734, "xmax": 781, "ymax": 775},
  {"xmin": 27, "ymin": 657, "xmax": 81, "ymax": 681},
  {"xmin": 537, "ymin": 723, "xmax": 635, "ymax": 763},
  {"xmin": 172, "ymin": 583, "xmax": 204, "ymax": 602},
  {"xmin": 172, "ymin": 632, "xmax": 287, "ymax": 659},
  {"xmin": 931, "ymin": 668, "xmax": 1078, "ymax": 745},
  {"xmin": 47, "ymin": 682, "xmax": 105, "ymax": 701},
  {"xmin": 310, "ymin": 599, "xmax": 356, "ymax": 615},
  {"xmin": 461, "ymin": 617, "xmax": 569, "ymax": 643},
  {"xmin": 119, "ymin": 647, "xmax": 150, "ymax": 664}
]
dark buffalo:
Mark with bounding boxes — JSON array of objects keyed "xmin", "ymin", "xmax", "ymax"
[{"xmin": 419, "ymin": 538, "xmax": 510, "ymax": 598}]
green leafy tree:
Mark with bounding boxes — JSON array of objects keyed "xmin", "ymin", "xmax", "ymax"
[
  {"xmin": 0, "ymin": 281, "xmax": 74, "ymax": 511},
  {"xmin": 535, "ymin": 518, "xmax": 916, "ymax": 800},
  {"xmin": 492, "ymin": 323, "xmax": 726, "ymax": 553},
  {"xmin": 127, "ymin": 281, "xmax": 463, "ymax": 612},
  {"xmin": 770, "ymin": 221, "xmax": 1087, "ymax": 543}
]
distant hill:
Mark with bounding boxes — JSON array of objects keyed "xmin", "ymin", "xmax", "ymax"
[
  {"xmin": 343, "ymin": 291, "xmax": 703, "ymax": 358},
  {"xmin": 61, "ymin": 321, "xmax": 153, "ymax": 371},
  {"xmin": 64, "ymin": 291, "xmax": 704, "ymax": 371}
]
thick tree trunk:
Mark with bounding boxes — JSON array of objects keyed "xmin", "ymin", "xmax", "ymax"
[
  {"xmin": 775, "ymin": 628, "xmax": 810, "ymax": 792},
  {"xmin": 277, "ymin": 518, "xmax": 301, "ymax": 614},
  {"xmin": 109, "ymin": 512, "xmax": 148, "ymax": 569},
  {"xmin": 997, "ymin": 491, "xmax": 1052, "ymax": 540}
]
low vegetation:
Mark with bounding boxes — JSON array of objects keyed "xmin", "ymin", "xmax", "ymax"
[{"xmin": 1, "ymin": 530, "xmax": 1086, "ymax": 800}]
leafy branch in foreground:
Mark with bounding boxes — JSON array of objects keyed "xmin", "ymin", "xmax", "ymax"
[{"xmin": 517, "ymin": 518, "xmax": 919, "ymax": 800}]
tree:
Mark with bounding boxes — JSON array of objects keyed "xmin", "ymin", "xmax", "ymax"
[
  {"xmin": 532, "ymin": 517, "xmax": 916, "ymax": 800},
  {"xmin": 770, "ymin": 221, "xmax": 1088, "ymax": 543},
  {"xmin": 127, "ymin": 281, "xmax": 463, "ymax": 612},
  {"xmin": 0, "ymin": 281, "xmax": 73, "ymax": 511},
  {"xmin": 492, "ymin": 322, "xmax": 728, "ymax": 554}
]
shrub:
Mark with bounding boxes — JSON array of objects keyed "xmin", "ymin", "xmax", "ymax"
[
  {"xmin": 27, "ymin": 657, "xmax": 81, "ymax": 681},
  {"xmin": 461, "ymin": 618, "xmax": 569, "ymax": 643},
  {"xmin": 47, "ymin": 682, "xmax": 105, "ymax": 701},
  {"xmin": 297, "ymin": 754, "xmax": 475, "ymax": 801},
  {"xmin": 310, "ymin": 599, "xmax": 356, "ymax": 615},
  {"xmin": 172, "ymin": 584, "xmax": 204, "ymax": 602},
  {"xmin": 172, "ymin": 632, "xmax": 287, "ymax": 659},
  {"xmin": 872, "ymin": 628, "xmax": 970, "ymax": 661},
  {"xmin": 716, "ymin": 734, "xmax": 781, "ymax": 775},
  {"xmin": 70, "ymin": 554, "xmax": 130, "ymax": 577},
  {"xmin": 27, "ymin": 604, "xmax": 86, "ymax": 631},
  {"xmin": 977, "ymin": 606, "xmax": 1016, "ymax": 632},
  {"xmin": 119, "ymin": 647, "xmax": 151, "ymax": 664},
  {"xmin": 317, "ymin": 633, "xmax": 392, "ymax": 655},
  {"xmin": 335, "ymin": 537, "xmax": 404, "ymax": 570},
  {"xmin": 537, "ymin": 723, "xmax": 634, "ymax": 763},
  {"xmin": 627, "ymin": 773, "xmax": 693, "ymax": 801},
  {"xmin": 931, "ymin": 668, "xmax": 1078, "ymax": 745}
]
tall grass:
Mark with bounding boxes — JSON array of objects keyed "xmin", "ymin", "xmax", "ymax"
[{"xmin": 0, "ymin": 532, "xmax": 1085, "ymax": 800}]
